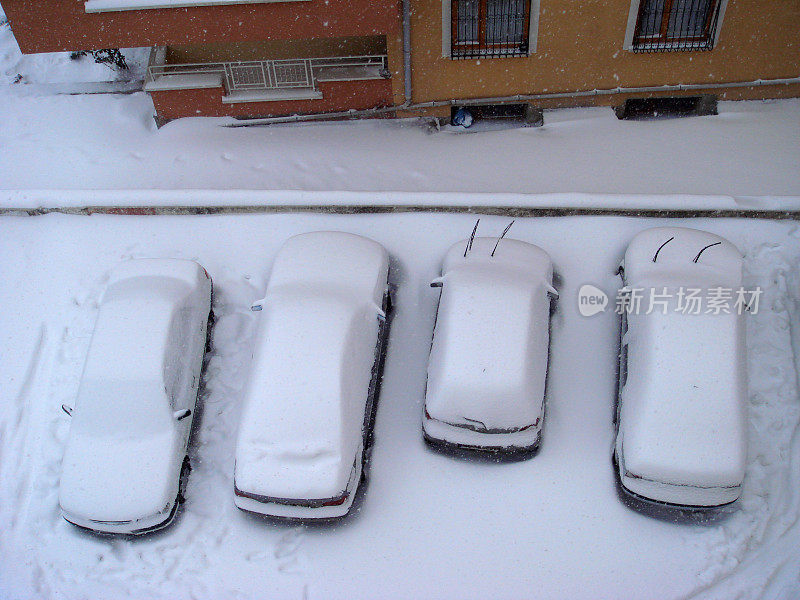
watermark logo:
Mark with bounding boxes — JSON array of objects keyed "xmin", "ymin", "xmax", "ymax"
[
  {"xmin": 577, "ymin": 285, "xmax": 762, "ymax": 317},
  {"xmin": 614, "ymin": 286, "xmax": 761, "ymax": 315},
  {"xmin": 578, "ymin": 284, "xmax": 609, "ymax": 317}
]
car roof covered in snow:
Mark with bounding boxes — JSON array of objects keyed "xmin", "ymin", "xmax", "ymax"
[
  {"xmin": 425, "ymin": 237, "xmax": 553, "ymax": 431},
  {"xmin": 620, "ymin": 304, "xmax": 748, "ymax": 489},
  {"xmin": 74, "ymin": 258, "xmax": 208, "ymax": 435},
  {"xmin": 623, "ymin": 227, "xmax": 743, "ymax": 289},
  {"xmin": 235, "ymin": 232, "xmax": 388, "ymax": 501}
]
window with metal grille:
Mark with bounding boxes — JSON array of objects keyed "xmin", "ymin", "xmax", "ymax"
[
  {"xmin": 451, "ymin": 0, "xmax": 531, "ymax": 59},
  {"xmin": 632, "ymin": 0, "xmax": 722, "ymax": 52}
]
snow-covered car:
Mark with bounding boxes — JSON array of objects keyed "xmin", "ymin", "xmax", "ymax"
[
  {"xmin": 614, "ymin": 227, "xmax": 747, "ymax": 508},
  {"xmin": 423, "ymin": 237, "xmax": 557, "ymax": 452},
  {"xmin": 59, "ymin": 259, "xmax": 212, "ymax": 534},
  {"xmin": 234, "ymin": 232, "xmax": 390, "ymax": 520}
]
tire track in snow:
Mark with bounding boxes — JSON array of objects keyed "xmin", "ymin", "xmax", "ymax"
[
  {"xmin": 274, "ymin": 527, "xmax": 306, "ymax": 575},
  {"xmin": 0, "ymin": 324, "xmax": 46, "ymax": 535},
  {"xmin": 0, "ymin": 323, "xmax": 52, "ymax": 599}
]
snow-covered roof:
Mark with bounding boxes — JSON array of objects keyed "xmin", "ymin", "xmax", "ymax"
[
  {"xmin": 235, "ymin": 232, "xmax": 388, "ymax": 501},
  {"xmin": 425, "ymin": 237, "xmax": 553, "ymax": 431},
  {"xmin": 76, "ymin": 260, "xmax": 206, "ymax": 435},
  {"xmin": 623, "ymin": 226, "xmax": 743, "ymax": 289}
]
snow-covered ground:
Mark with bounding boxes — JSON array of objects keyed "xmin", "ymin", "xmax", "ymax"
[
  {"xmin": 1, "ymin": 80, "xmax": 799, "ymax": 201},
  {"xmin": 1, "ymin": 213, "xmax": 799, "ymax": 600}
]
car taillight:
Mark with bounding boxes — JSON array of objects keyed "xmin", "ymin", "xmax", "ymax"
[{"xmin": 321, "ymin": 495, "xmax": 348, "ymax": 507}]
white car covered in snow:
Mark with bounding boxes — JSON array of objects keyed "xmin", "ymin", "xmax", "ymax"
[
  {"xmin": 614, "ymin": 227, "xmax": 747, "ymax": 508},
  {"xmin": 234, "ymin": 232, "xmax": 390, "ymax": 520},
  {"xmin": 59, "ymin": 259, "xmax": 212, "ymax": 534},
  {"xmin": 423, "ymin": 237, "xmax": 556, "ymax": 452}
]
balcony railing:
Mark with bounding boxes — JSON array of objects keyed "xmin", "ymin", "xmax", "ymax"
[{"xmin": 146, "ymin": 55, "xmax": 389, "ymax": 92}]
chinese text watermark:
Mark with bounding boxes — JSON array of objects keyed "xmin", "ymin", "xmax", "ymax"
[{"xmin": 577, "ymin": 285, "xmax": 762, "ymax": 316}]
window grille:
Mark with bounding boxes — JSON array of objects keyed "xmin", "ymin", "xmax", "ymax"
[
  {"xmin": 451, "ymin": 0, "xmax": 531, "ymax": 59},
  {"xmin": 632, "ymin": 0, "xmax": 722, "ymax": 52}
]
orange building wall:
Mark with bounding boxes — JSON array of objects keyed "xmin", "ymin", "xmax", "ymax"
[{"xmin": 408, "ymin": 0, "xmax": 800, "ymax": 104}]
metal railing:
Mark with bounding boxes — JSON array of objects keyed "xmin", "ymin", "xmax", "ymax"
[{"xmin": 146, "ymin": 55, "xmax": 388, "ymax": 92}]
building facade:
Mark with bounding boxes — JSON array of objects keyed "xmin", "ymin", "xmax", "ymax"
[
  {"xmin": 3, "ymin": 0, "xmax": 405, "ymax": 122},
  {"xmin": 4, "ymin": 0, "xmax": 799, "ymax": 123},
  {"xmin": 405, "ymin": 0, "xmax": 799, "ymax": 119}
]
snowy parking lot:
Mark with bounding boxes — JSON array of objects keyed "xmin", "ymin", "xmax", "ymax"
[
  {"xmin": 1, "ymin": 211, "xmax": 799, "ymax": 600},
  {"xmin": 3, "ymin": 16, "xmax": 800, "ymax": 593}
]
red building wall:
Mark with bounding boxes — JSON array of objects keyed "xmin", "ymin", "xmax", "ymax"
[
  {"xmin": 3, "ymin": 0, "xmax": 401, "ymax": 53},
  {"xmin": 149, "ymin": 78, "xmax": 394, "ymax": 120}
]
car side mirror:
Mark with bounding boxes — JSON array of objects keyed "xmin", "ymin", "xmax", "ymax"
[
  {"xmin": 61, "ymin": 404, "xmax": 73, "ymax": 417},
  {"xmin": 430, "ymin": 276, "xmax": 444, "ymax": 288},
  {"xmin": 173, "ymin": 409, "xmax": 192, "ymax": 421},
  {"xmin": 250, "ymin": 294, "xmax": 268, "ymax": 312}
]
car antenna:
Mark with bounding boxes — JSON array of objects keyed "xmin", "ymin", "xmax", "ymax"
[
  {"xmin": 652, "ymin": 236, "xmax": 674, "ymax": 263},
  {"xmin": 465, "ymin": 218, "xmax": 480, "ymax": 257},
  {"xmin": 693, "ymin": 242, "xmax": 721, "ymax": 263},
  {"xmin": 491, "ymin": 220, "xmax": 515, "ymax": 257}
]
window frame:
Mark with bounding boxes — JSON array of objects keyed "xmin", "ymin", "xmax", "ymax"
[
  {"xmin": 442, "ymin": 0, "xmax": 541, "ymax": 59},
  {"xmin": 622, "ymin": 0, "xmax": 729, "ymax": 52}
]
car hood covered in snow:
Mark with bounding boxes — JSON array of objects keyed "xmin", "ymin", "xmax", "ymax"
[
  {"xmin": 620, "ymin": 308, "xmax": 748, "ymax": 488},
  {"xmin": 425, "ymin": 237, "xmax": 554, "ymax": 431},
  {"xmin": 60, "ymin": 417, "xmax": 182, "ymax": 522},
  {"xmin": 623, "ymin": 226, "xmax": 743, "ymax": 289}
]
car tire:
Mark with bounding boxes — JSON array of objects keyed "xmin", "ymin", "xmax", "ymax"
[{"xmin": 177, "ymin": 456, "xmax": 191, "ymax": 504}]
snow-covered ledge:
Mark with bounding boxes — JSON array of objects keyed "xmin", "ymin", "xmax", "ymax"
[
  {"xmin": 144, "ymin": 72, "xmax": 224, "ymax": 91},
  {"xmin": 85, "ymin": 0, "xmax": 309, "ymax": 14}
]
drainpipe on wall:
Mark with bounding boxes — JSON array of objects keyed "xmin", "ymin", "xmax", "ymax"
[
  {"xmin": 402, "ymin": 0, "xmax": 412, "ymax": 104},
  {"xmin": 225, "ymin": 75, "xmax": 800, "ymax": 127}
]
